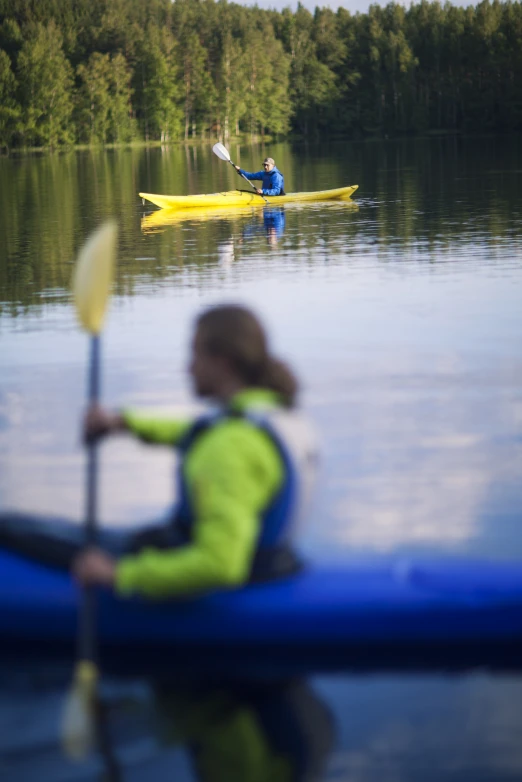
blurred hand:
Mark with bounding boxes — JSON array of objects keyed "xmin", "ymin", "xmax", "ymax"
[
  {"xmin": 255, "ymin": 188, "xmax": 263, "ymax": 195},
  {"xmin": 83, "ymin": 404, "xmax": 122, "ymax": 443},
  {"xmin": 234, "ymin": 165, "xmax": 241, "ymax": 172},
  {"xmin": 73, "ymin": 547, "xmax": 116, "ymax": 588}
]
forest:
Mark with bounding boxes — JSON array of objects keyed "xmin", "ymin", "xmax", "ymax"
[{"xmin": 0, "ymin": 0, "xmax": 521, "ymax": 149}]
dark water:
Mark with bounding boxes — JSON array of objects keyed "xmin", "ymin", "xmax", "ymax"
[{"xmin": 1, "ymin": 137, "xmax": 522, "ymax": 780}]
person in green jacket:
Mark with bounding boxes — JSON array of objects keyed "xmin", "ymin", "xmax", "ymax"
[{"xmin": 72, "ymin": 304, "xmax": 316, "ymax": 599}]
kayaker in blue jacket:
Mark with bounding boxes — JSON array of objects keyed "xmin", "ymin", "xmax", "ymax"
[{"xmin": 235, "ymin": 157, "xmax": 285, "ymax": 196}]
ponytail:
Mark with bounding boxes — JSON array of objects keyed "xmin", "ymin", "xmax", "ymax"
[{"xmin": 258, "ymin": 356, "xmax": 298, "ymax": 408}]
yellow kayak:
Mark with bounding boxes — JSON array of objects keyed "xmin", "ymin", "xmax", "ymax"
[{"xmin": 139, "ymin": 185, "xmax": 358, "ymax": 210}]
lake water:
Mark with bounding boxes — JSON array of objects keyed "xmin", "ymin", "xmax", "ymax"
[{"xmin": 1, "ymin": 136, "xmax": 522, "ymax": 780}]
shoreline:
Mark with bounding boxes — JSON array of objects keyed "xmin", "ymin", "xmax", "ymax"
[{"xmin": 3, "ymin": 128, "xmax": 522, "ymax": 157}]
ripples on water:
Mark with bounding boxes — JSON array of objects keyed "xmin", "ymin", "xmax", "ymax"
[{"xmin": 1, "ymin": 137, "xmax": 522, "ymax": 780}]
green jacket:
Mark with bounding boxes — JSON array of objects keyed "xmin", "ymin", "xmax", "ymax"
[{"xmin": 115, "ymin": 389, "xmax": 285, "ymax": 599}]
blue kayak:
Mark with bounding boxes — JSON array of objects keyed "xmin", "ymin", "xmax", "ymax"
[{"xmin": 1, "ymin": 530, "xmax": 522, "ymax": 676}]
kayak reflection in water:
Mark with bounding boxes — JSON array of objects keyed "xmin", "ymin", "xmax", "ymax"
[
  {"xmin": 153, "ymin": 677, "xmax": 335, "ymax": 782},
  {"xmin": 0, "ymin": 305, "xmax": 318, "ymax": 601}
]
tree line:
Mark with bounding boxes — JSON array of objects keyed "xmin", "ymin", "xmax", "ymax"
[{"xmin": 0, "ymin": 0, "xmax": 521, "ymax": 150}]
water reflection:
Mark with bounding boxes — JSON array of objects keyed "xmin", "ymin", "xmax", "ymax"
[
  {"xmin": 140, "ymin": 203, "xmax": 261, "ymax": 234},
  {"xmin": 264, "ymin": 208, "xmax": 286, "ymax": 247},
  {"xmin": 0, "ymin": 670, "xmax": 335, "ymax": 782},
  {"xmin": 240, "ymin": 207, "xmax": 286, "ymax": 248},
  {"xmin": 1, "ymin": 137, "xmax": 520, "ymax": 314},
  {"xmin": 141, "ymin": 204, "xmax": 287, "ymax": 248},
  {"xmin": 153, "ymin": 677, "xmax": 334, "ymax": 782},
  {"xmin": 217, "ymin": 238, "xmax": 235, "ymax": 271},
  {"xmin": 4, "ymin": 666, "xmax": 522, "ymax": 781}
]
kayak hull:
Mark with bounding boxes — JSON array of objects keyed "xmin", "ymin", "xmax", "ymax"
[
  {"xmin": 139, "ymin": 186, "xmax": 358, "ymax": 210},
  {"xmin": 1, "ymin": 545, "xmax": 522, "ymax": 676}
]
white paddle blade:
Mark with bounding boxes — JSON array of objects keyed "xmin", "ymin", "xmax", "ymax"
[
  {"xmin": 212, "ymin": 142, "xmax": 231, "ymax": 162},
  {"xmin": 73, "ymin": 220, "xmax": 118, "ymax": 335}
]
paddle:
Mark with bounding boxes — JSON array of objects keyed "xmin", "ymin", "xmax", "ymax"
[
  {"xmin": 212, "ymin": 142, "xmax": 269, "ymax": 204},
  {"xmin": 62, "ymin": 219, "xmax": 118, "ymax": 759}
]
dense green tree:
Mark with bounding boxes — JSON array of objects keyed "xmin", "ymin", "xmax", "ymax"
[
  {"xmin": 0, "ymin": 0, "xmax": 522, "ymax": 148},
  {"xmin": 135, "ymin": 26, "xmax": 183, "ymax": 142},
  {"xmin": 242, "ymin": 17, "xmax": 292, "ymax": 139},
  {"xmin": 179, "ymin": 31, "xmax": 216, "ymax": 140},
  {"xmin": 17, "ymin": 20, "xmax": 74, "ymax": 146},
  {"xmin": 217, "ymin": 30, "xmax": 248, "ymax": 140},
  {"xmin": 0, "ymin": 17, "xmax": 22, "ymax": 59},
  {"xmin": 0, "ymin": 48, "xmax": 20, "ymax": 148},
  {"xmin": 77, "ymin": 52, "xmax": 112, "ymax": 143},
  {"xmin": 107, "ymin": 52, "xmax": 136, "ymax": 143},
  {"xmin": 277, "ymin": 5, "xmax": 337, "ymax": 136}
]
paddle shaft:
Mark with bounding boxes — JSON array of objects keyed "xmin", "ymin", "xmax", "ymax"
[
  {"xmin": 229, "ymin": 160, "xmax": 269, "ymax": 204},
  {"xmin": 79, "ymin": 334, "xmax": 101, "ymax": 665}
]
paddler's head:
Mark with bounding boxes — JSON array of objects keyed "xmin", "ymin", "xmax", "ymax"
[
  {"xmin": 263, "ymin": 157, "xmax": 275, "ymax": 172},
  {"xmin": 190, "ymin": 305, "xmax": 298, "ymax": 407}
]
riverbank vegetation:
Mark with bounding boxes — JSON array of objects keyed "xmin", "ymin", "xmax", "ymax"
[{"xmin": 0, "ymin": 0, "xmax": 521, "ymax": 150}]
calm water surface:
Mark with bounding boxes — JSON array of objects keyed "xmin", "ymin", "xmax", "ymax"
[{"xmin": 1, "ymin": 137, "xmax": 522, "ymax": 780}]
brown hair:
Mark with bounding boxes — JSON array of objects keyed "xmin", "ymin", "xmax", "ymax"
[{"xmin": 196, "ymin": 305, "xmax": 298, "ymax": 408}]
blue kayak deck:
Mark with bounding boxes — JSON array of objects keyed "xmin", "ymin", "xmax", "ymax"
[{"xmin": 1, "ymin": 549, "xmax": 522, "ymax": 676}]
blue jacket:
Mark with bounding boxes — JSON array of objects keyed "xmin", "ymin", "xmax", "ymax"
[{"xmin": 239, "ymin": 166, "xmax": 285, "ymax": 196}]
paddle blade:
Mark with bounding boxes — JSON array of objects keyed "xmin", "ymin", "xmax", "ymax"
[
  {"xmin": 61, "ymin": 660, "xmax": 98, "ymax": 759},
  {"xmin": 212, "ymin": 142, "xmax": 231, "ymax": 162},
  {"xmin": 73, "ymin": 220, "xmax": 118, "ymax": 335}
]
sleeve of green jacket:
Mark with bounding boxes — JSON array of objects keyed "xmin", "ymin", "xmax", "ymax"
[
  {"xmin": 115, "ymin": 418, "xmax": 284, "ymax": 599},
  {"xmin": 122, "ymin": 409, "xmax": 192, "ymax": 445}
]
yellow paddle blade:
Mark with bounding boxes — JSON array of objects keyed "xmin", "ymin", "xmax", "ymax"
[
  {"xmin": 62, "ymin": 660, "xmax": 98, "ymax": 759},
  {"xmin": 73, "ymin": 220, "xmax": 118, "ymax": 335}
]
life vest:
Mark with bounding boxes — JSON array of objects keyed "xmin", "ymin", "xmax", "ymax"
[{"xmin": 171, "ymin": 407, "xmax": 318, "ymax": 579}]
